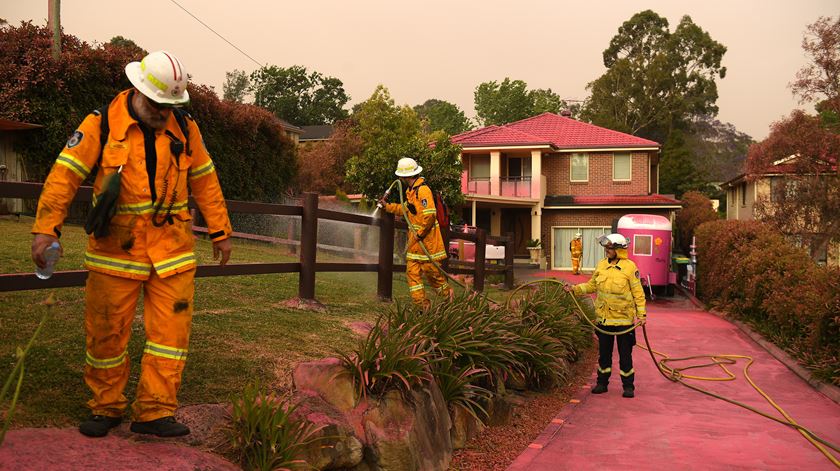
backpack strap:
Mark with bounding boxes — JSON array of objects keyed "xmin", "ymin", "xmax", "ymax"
[{"xmin": 172, "ymin": 108, "xmax": 192, "ymax": 156}]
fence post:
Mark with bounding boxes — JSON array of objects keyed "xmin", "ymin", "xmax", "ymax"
[
  {"xmin": 474, "ymin": 228, "xmax": 486, "ymax": 292},
  {"xmin": 299, "ymin": 192, "xmax": 318, "ymax": 300},
  {"xmin": 504, "ymin": 231, "xmax": 514, "ymax": 290},
  {"xmin": 377, "ymin": 212, "xmax": 395, "ymax": 301}
]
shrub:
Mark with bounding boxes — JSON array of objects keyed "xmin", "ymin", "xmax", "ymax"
[
  {"xmin": 695, "ymin": 219, "xmax": 839, "ymax": 385},
  {"xmin": 675, "ymin": 191, "xmax": 718, "ymax": 254},
  {"xmin": 225, "ymin": 383, "xmax": 323, "ymax": 471}
]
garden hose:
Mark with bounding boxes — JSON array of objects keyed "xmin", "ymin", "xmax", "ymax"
[{"xmin": 511, "ymin": 278, "xmax": 840, "ymax": 468}]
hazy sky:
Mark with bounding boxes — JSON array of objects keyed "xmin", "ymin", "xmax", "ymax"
[{"xmin": 5, "ymin": 0, "xmax": 839, "ymax": 139}]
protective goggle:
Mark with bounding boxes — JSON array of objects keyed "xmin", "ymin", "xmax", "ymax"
[
  {"xmin": 144, "ymin": 94, "xmax": 185, "ymax": 111},
  {"xmin": 597, "ymin": 235, "xmax": 626, "ymax": 249}
]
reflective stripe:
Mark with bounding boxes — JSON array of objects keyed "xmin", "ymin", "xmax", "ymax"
[
  {"xmin": 421, "ymin": 209, "xmax": 437, "ymax": 215},
  {"xmin": 56, "ymin": 152, "xmax": 91, "ymax": 178},
  {"xmin": 598, "ymin": 367, "xmax": 612, "ymax": 374},
  {"xmin": 406, "ymin": 250, "xmax": 447, "ymax": 261},
  {"xmin": 620, "ymin": 368, "xmax": 635, "ymax": 377},
  {"xmin": 92, "ymin": 196, "xmax": 189, "ymax": 216},
  {"xmin": 438, "ymin": 283, "xmax": 450, "ymax": 291},
  {"xmin": 141, "ymin": 58, "xmax": 168, "ymax": 92},
  {"xmin": 86, "ymin": 349, "xmax": 128, "ymax": 369},
  {"xmin": 85, "ymin": 252, "xmax": 152, "ymax": 275},
  {"xmin": 154, "ymin": 252, "xmax": 196, "ymax": 275},
  {"xmin": 144, "ymin": 340, "xmax": 187, "ymax": 361},
  {"xmin": 189, "ymin": 161, "xmax": 215, "ymax": 180},
  {"xmin": 408, "ymin": 284, "xmax": 425, "ymax": 292}
]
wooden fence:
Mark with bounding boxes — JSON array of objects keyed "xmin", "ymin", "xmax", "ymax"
[{"xmin": 0, "ymin": 182, "xmax": 514, "ymax": 299}]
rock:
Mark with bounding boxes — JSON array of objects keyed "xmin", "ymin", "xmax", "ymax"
[
  {"xmin": 293, "ymin": 357, "xmax": 357, "ymax": 412},
  {"xmin": 449, "ymin": 405, "xmax": 485, "ymax": 450},
  {"xmin": 362, "ymin": 382, "xmax": 452, "ymax": 470},
  {"xmin": 294, "ymin": 394, "xmax": 364, "ymax": 470},
  {"xmin": 483, "ymin": 394, "xmax": 514, "ymax": 426}
]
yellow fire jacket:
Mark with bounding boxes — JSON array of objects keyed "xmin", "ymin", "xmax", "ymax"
[
  {"xmin": 384, "ymin": 177, "xmax": 447, "ymax": 262},
  {"xmin": 570, "ymin": 238, "xmax": 583, "ymax": 257},
  {"xmin": 573, "ymin": 248, "xmax": 647, "ymax": 325},
  {"xmin": 32, "ymin": 89, "xmax": 232, "ymax": 280}
]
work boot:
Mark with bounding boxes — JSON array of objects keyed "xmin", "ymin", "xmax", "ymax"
[
  {"xmin": 130, "ymin": 416, "xmax": 190, "ymax": 437},
  {"xmin": 622, "ymin": 386, "xmax": 635, "ymax": 398},
  {"xmin": 79, "ymin": 415, "xmax": 122, "ymax": 437},
  {"xmin": 591, "ymin": 383, "xmax": 608, "ymax": 394}
]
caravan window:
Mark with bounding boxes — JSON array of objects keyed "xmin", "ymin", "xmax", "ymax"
[{"xmin": 633, "ymin": 234, "xmax": 653, "ymax": 256}]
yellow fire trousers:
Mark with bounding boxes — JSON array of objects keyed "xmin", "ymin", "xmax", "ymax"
[
  {"xmin": 406, "ymin": 260, "xmax": 451, "ymax": 307},
  {"xmin": 83, "ymin": 269, "xmax": 194, "ymax": 421},
  {"xmin": 571, "ymin": 255, "xmax": 582, "ymax": 274}
]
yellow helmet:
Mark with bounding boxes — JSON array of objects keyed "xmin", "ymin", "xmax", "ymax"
[
  {"xmin": 125, "ymin": 51, "xmax": 190, "ymax": 106},
  {"xmin": 395, "ymin": 157, "xmax": 422, "ymax": 177}
]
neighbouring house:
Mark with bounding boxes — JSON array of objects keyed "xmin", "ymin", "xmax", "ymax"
[
  {"xmin": 0, "ymin": 118, "xmax": 42, "ymax": 214},
  {"xmin": 450, "ymin": 112, "xmax": 681, "ymax": 271},
  {"xmin": 722, "ymin": 158, "xmax": 839, "ymax": 266},
  {"xmin": 279, "ymin": 119, "xmax": 304, "ymax": 145},
  {"xmin": 300, "ymin": 125, "xmax": 334, "ymax": 145}
]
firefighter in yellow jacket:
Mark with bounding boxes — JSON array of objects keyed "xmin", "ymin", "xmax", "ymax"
[
  {"xmin": 572, "ymin": 233, "xmax": 646, "ymax": 398},
  {"xmin": 379, "ymin": 157, "xmax": 451, "ymax": 308},
  {"xmin": 30, "ymin": 51, "xmax": 232, "ymax": 438},
  {"xmin": 570, "ymin": 232, "xmax": 583, "ymax": 275}
]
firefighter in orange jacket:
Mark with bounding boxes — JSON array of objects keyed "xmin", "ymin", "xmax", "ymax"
[
  {"xmin": 570, "ymin": 232, "xmax": 583, "ymax": 275},
  {"xmin": 30, "ymin": 51, "xmax": 232, "ymax": 438},
  {"xmin": 378, "ymin": 157, "xmax": 451, "ymax": 308},
  {"xmin": 572, "ymin": 233, "xmax": 646, "ymax": 398}
]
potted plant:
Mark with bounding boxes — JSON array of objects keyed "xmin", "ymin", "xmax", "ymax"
[{"xmin": 526, "ymin": 239, "xmax": 542, "ymax": 264}]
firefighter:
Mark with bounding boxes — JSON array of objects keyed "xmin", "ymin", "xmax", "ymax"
[
  {"xmin": 570, "ymin": 232, "xmax": 583, "ymax": 275},
  {"xmin": 378, "ymin": 157, "xmax": 451, "ymax": 308},
  {"xmin": 30, "ymin": 51, "xmax": 232, "ymax": 438},
  {"xmin": 570, "ymin": 233, "xmax": 646, "ymax": 398}
]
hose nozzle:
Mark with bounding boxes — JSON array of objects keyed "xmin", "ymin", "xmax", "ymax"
[{"xmin": 376, "ymin": 186, "xmax": 393, "ymax": 209}]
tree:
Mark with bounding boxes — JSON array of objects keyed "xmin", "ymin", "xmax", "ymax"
[
  {"xmin": 345, "ymin": 86, "xmax": 464, "ymax": 209},
  {"xmin": 296, "ymin": 119, "xmax": 362, "ymax": 194},
  {"xmin": 474, "ymin": 79, "xmax": 579, "ymax": 125},
  {"xmin": 581, "ymin": 10, "xmax": 727, "ymax": 142},
  {"xmin": 659, "ymin": 130, "xmax": 704, "ymax": 197},
  {"xmin": 675, "ymin": 191, "xmax": 718, "ymax": 254},
  {"xmin": 108, "ymin": 36, "xmax": 144, "ymax": 55},
  {"xmin": 223, "ymin": 69, "xmax": 249, "ymax": 103},
  {"xmin": 790, "ymin": 16, "xmax": 840, "ymax": 117},
  {"xmin": 682, "ymin": 115, "xmax": 754, "ymax": 203},
  {"xmin": 413, "ymin": 99, "xmax": 472, "ymax": 135},
  {"xmin": 250, "ymin": 65, "xmax": 349, "ymax": 125}
]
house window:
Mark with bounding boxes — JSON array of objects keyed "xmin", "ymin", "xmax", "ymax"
[
  {"xmin": 507, "ymin": 157, "xmax": 532, "ymax": 178},
  {"xmin": 570, "ymin": 153, "xmax": 588, "ymax": 182},
  {"xmin": 470, "ymin": 155, "xmax": 490, "ymax": 179},
  {"xmin": 741, "ymin": 183, "xmax": 747, "ymax": 206},
  {"xmin": 613, "ymin": 152, "xmax": 632, "ymax": 181},
  {"xmin": 633, "ymin": 234, "xmax": 653, "ymax": 256}
]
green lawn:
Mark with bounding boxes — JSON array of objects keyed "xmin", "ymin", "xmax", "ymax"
[{"xmin": 0, "ymin": 216, "xmax": 417, "ymax": 427}]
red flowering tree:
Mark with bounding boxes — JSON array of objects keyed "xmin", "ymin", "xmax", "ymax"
[{"xmin": 295, "ymin": 120, "xmax": 363, "ymax": 194}]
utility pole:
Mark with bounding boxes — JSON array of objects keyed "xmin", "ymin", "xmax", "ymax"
[{"xmin": 47, "ymin": 0, "xmax": 61, "ymax": 59}]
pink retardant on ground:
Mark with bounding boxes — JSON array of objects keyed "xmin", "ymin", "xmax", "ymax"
[
  {"xmin": 0, "ymin": 428, "xmax": 238, "ymax": 471},
  {"xmin": 507, "ymin": 293, "xmax": 840, "ymax": 470}
]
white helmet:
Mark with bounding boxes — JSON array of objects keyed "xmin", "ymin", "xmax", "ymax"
[
  {"xmin": 597, "ymin": 233, "xmax": 628, "ymax": 249},
  {"xmin": 574, "ymin": 232, "xmax": 582, "ymax": 238},
  {"xmin": 395, "ymin": 157, "xmax": 422, "ymax": 177},
  {"xmin": 125, "ymin": 51, "xmax": 190, "ymax": 106}
]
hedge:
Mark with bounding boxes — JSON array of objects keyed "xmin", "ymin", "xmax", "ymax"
[{"xmin": 695, "ymin": 219, "xmax": 839, "ymax": 385}]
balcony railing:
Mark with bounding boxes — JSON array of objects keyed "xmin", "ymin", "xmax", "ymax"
[
  {"xmin": 500, "ymin": 176, "xmax": 531, "ymax": 197},
  {"xmin": 464, "ymin": 177, "xmax": 491, "ymax": 195}
]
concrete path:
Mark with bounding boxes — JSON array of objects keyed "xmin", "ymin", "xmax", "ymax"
[{"xmin": 508, "ymin": 272, "xmax": 840, "ymax": 470}]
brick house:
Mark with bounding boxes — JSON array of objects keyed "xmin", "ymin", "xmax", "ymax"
[{"xmin": 450, "ymin": 112, "xmax": 680, "ymax": 271}]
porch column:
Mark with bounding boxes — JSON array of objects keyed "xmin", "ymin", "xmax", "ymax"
[
  {"xmin": 530, "ymin": 150, "xmax": 542, "ymax": 199},
  {"xmin": 471, "ymin": 200, "xmax": 477, "ymax": 226},
  {"xmin": 531, "ymin": 204, "xmax": 542, "ymax": 246},
  {"xmin": 490, "ymin": 151, "xmax": 501, "ymax": 196},
  {"xmin": 491, "ymin": 208, "xmax": 501, "ymax": 236}
]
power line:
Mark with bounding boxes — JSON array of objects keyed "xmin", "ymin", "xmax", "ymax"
[{"xmin": 168, "ymin": 0, "xmax": 263, "ymax": 68}]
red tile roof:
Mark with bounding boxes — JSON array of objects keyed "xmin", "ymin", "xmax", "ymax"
[
  {"xmin": 544, "ymin": 194, "xmax": 681, "ymax": 206},
  {"xmin": 452, "ymin": 112, "xmax": 659, "ymax": 149}
]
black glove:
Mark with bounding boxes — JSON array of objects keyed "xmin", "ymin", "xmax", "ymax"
[{"xmin": 406, "ymin": 203, "xmax": 417, "ymax": 215}]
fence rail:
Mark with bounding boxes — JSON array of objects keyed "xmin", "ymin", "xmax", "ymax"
[{"xmin": 0, "ymin": 182, "xmax": 514, "ymax": 299}]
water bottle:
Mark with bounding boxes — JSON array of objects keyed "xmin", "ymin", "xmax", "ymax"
[{"xmin": 36, "ymin": 241, "xmax": 61, "ymax": 280}]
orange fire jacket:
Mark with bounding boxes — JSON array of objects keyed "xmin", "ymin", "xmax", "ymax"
[
  {"xmin": 32, "ymin": 90, "xmax": 232, "ymax": 280},
  {"xmin": 385, "ymin": 177, "xmax": 447, "ymax": 262}
]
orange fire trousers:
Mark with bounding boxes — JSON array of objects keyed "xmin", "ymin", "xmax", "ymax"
[
  {"xmin": 571, "ymin": 255, "xmax": 582, "ymax": 274},
  {"xmin": 83, "ymin": 269, "xmax": 194, "ymax": 421},
  {"xmin": 406, "ymin": 260, "xmax": 451, "ymax": 307}
]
